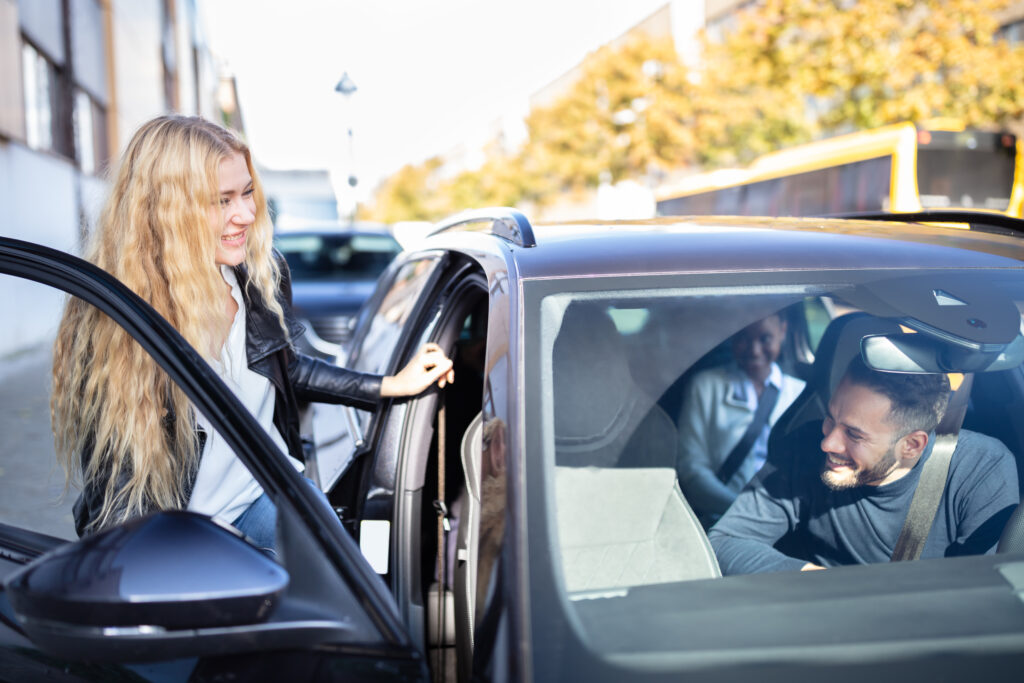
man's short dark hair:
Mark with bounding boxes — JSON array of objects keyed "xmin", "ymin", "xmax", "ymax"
[{"xmin": 842, "ymin": 356, "xmax": 951, "ymax": 437}]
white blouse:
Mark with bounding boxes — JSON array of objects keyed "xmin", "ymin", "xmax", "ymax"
[{"xmin": 187, "ymin": 266, "xmax": 302, "ymax": 524}]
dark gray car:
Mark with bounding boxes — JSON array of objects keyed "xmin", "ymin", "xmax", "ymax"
[{"xmin": 4, "ymin": 209, "xmax": 1024, "ymax": 681}]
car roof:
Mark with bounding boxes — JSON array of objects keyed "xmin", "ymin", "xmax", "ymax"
[{"xmin": 428, "ymin": 215, "xmax": 1024, "ymax": 281}]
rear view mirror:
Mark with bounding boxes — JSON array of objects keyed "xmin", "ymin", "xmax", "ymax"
[
  {"xmin": 5, "ymin": 511, "xmax": 288, "ymax": 661},
  {"xmin": 862, "ymin": 332, "xmax": 1024, "ymax": 373}
]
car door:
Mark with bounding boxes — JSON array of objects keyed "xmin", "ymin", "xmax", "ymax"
[
  {"xmin": 342, "ymin": 252, "xmax": 497, "ymax": 672},
  {"xmin": 308, "ymin": 251, "xmax": 450, "ymax": 510},
  {"xmin": 0, "ymin": 237, "xmax": 426, "ymax": 681}
]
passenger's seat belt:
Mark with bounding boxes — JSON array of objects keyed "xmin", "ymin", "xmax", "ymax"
[
  {"xmin": 891, "ymin": 373, "xmax": 971, "ymax": 562},
  {"xmin": 716, "ymin": 383, "xmax": 780, "ymax": 485}
]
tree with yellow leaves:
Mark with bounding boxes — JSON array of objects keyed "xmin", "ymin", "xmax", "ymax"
[
  {"xmin": 521, "ymin": 35, "xmax": 698, "ymax": 193},
  {"xmin": 365, "ymin": 0, "xmax": 1024, "ymax": 221},
  {"xmin": 701, "ymin": 0, "xmax": 1024, "ymax": 163}
]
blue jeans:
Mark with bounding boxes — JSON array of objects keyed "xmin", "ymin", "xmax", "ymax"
[
  {"xmin": 231, "ymin": 478, "xmax": 331, "ymax": 553},
  {"xmin": 230, "ymin": 490, "xmax": 279, "ymax": 551}
]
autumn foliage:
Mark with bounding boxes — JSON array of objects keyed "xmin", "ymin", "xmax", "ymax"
[{"xmin": 362, "ymin": 0, "xmax": 1024, "ymax": 222}]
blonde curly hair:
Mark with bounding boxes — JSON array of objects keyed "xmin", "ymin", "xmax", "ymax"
[{"xmin": 52, "ymin": 115, "xmax": 286, "ymax": 532}]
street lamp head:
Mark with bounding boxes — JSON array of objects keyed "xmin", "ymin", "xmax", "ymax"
[{"xmin": 335, "ymin": 72, "xmax": 357, "ymax": 97}]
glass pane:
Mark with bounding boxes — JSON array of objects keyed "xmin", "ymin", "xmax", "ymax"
[
  {"xmin": 0, "ymin": 274, "xmax": 75, "ymax": 539},
  {"xmin": 22, "ymin": 42, "xmax": 53, "ymax": 152},
  {"xmin": 918, "ymin": 137, "xmax": 1016, "ymax": 211},
  {"xmin": 527, "ymin": 266, "xmax": 1024, "ymax": 662},
  {"xmin": 0, "ymin": 269, "xmax": 305, "ymax": 548},
  {"xmin": 275, "ymin": 232, "xmax": 400, "ymax": 282},
  {"xmin": 348, "ymin": 255, "xmax": 443, "ymax": 377},
  {"xmin": 74, "ymin": 89, "xmax": 95, "ymax": 174}
]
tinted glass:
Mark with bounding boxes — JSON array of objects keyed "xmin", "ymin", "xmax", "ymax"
[
  {"xmin": 524, "ymin": 265, "xmax": 1024, "ymax": 673},
  {"xmin": 276, "ymin": 232, "xmax": 400, "ymax": 282},
  {"xmin": 917, "ymin": 133, "xmax": 1016, "ymax": 211}
]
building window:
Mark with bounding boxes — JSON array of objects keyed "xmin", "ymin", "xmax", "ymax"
[
  {"xmin": 74, "ymin": 88, "xmax": 107, "ymax": 174},
  {"xmin": 20, "ymin": 0, "xmax": 109, "ymax": 173},
  {"xmin": 999, "ymin": 19, "xmax": 1024, "ymax": 45},
  {"xmin": 162, "ymin": 0, "xmax": 177, "ymax": 110},
  {"xmin": 22, "ymin": 41, "xmax": 54, "ymax": 151}
]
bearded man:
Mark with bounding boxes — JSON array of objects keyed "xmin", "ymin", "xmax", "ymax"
[{"xmin": 708, "ymin": 357, "xmax": 1019, "ymax": 574}]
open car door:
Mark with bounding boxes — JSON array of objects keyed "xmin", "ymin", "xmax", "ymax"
[{"xmin": 0, "ymin": 237, "xmax": 426, "ymax": 681}]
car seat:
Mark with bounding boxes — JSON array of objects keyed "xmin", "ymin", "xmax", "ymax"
[
  {"xmin": 550, "ymin": 303, "xmax": 720, "ymax": 590},
  {"xmin": 552, "ymin": 302, "xmax": 677, "ymax": 469}
]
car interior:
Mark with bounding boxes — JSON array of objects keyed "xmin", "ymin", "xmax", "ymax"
[{"xmin": 529, "ymin": 278, "xmax": 1024, "ymax": 578}]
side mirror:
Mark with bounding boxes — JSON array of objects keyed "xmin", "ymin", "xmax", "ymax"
[{"xmin": 5, "ymin": 511, "xmax": 288, "ymax": 662}]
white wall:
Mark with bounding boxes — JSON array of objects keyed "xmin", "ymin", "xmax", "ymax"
[
  {"xmin": 0, "ymin": 141, "xmax": 80, "ymax": 356},
  {"xmin": 109, "ymin": 0, "xmax": 165, "ymax": 152}
]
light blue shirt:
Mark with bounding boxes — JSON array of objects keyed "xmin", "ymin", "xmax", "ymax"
[{"xmin": 677, "ymin": 362, "xmax": 805, "ymax": 517}]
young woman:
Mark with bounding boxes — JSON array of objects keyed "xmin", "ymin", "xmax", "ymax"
[{"xmin": 52, "ymin": 115, "xmax": 452, "ymax": 549}]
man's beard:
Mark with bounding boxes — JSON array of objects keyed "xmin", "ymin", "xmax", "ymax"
[{"xmin": 820, "ymin": 445, "xmax": 899, "ymax": 491}]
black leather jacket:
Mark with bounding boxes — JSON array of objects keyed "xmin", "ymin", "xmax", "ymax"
[{"xmin": 73, "ymin": 256, "xmax": 383, "ymax": 535}]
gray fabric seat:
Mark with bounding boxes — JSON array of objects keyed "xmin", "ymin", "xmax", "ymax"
[
  {"xmin": 554, "ymin": 466, "xmax": 720, "ymax": 592},
  {"xmin": 553, "ymin": 302, "xmax": 677, "ymax": 469}
]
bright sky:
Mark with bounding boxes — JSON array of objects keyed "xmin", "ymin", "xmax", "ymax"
[{"xmin": 199, "ymin": 0, "xmax": 670, "ymax": 201}]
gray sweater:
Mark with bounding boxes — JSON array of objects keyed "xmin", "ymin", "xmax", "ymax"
[{"xmin": 709, "ymin": 422, "xmax": 1020, "ymax": 574}]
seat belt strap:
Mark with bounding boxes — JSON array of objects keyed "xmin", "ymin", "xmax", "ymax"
[
  {"xmin": 891, "ymin": 433, "xmax": 957, "ymax": 562},
  {"xmin": 717, "ymin": 383, "xmax": 780, "ymax": 484},
  {"xmin": 433, "ymin": 397, "xmax": 450, "ymax": 672}
]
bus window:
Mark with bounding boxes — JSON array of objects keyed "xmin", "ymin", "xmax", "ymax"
[
  {"xmin": 654, "ymin": 124, "xmax": 1021, "ymax": 219},
  {"xmin": 917, "ymin": 135, "xmax": 1016, "ymax": 211},
  {"xmin": 745, "ymin": 178, "xmax": 780, "ymax": 215},
  {"xmin": 786, "ymin": 168, "xmax": 831, "ymax": 216},
  {"xmin": 838, "ymin": 157, "xmax": 891, "ymax": 213},
  {"xmin": 712, "ymin": 186, "xmax": 744, "ymax": 214}
]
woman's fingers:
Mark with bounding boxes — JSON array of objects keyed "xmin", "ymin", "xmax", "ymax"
[{"xmin": 415, "ymin": 344, "xmax": 454, "ymax": 389}]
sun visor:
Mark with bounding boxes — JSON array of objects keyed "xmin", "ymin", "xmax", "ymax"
[{"xmin": 845, "ymin": 274, "xmax": 1021, "ymax": 350}]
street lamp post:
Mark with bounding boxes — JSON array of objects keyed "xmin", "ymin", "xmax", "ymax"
[
  {"xmin": 334, "ymin": 71, "xmax": 358, "ymax": 221},
  {"xmin": 334, "ymin": 71, "xmax": 357, "ymax": 183}
]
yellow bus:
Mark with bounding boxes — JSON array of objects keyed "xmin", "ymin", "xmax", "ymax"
[{"xmin": 655, "ymin": 122, "xmax": 1024, "ymax": 218}]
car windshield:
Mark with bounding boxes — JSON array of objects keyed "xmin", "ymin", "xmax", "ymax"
[
  {"xmin": 275, "ymin": 232, "xmax": 400, "ymax": 282},
  {"xmin": 523, "ymin": 265, "xmax": 1024, "ymax": 663}
]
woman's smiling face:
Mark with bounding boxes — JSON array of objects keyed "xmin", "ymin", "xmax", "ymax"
[{"xmin": 209, "ymin": 152, "xmax": 255, "ymax": 267}]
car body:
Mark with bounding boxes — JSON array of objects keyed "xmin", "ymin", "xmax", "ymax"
[
  {"xmin": 4, "ymin": 209, "xmax": 1024, "ymax": 681},
  {"xmin": 273, "ymin": 223, "xmax": 401, "ymax": 357}
]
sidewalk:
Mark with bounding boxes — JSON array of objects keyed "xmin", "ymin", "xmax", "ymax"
[{"xmin": 0, "ymin": 344, "xmax": 76, "ymax": 539}]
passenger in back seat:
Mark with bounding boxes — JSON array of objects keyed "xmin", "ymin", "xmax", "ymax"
[{"xmin": 676, "ymin": 313, "xmax": 805, "ymax": 526}]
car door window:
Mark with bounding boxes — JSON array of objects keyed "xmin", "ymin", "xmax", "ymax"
[
  {"xmin": 349, "ymin": 254, "xmax": 446, "ymax": 378},
  {"xmin": 311, "ymin": 254, "xmax": 446, "ymax": 490}
]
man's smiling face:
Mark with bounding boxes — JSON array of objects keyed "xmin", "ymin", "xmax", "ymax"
[{"xmin": 819, "ymin": 378, "xmax": 905, "ymax": 490}]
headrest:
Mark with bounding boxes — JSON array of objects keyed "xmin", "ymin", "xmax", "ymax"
[
  {"xmin": 812, "ymin": 312, "xmax": 905, "ymax": 397},
  {"xmin": 553, "ymin": 303, "xmax": 645, "ymax": 465},
  {"xmin": 771, "ymin": 312, "xmax": 904, "ymax": 441},
  {"xmin": 460, "ymin": 412, "xmax": 483, "ymax": 502}
]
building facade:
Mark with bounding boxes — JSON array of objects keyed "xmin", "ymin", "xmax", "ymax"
[{"xmin": 0, "ymin": 0, "xmax": 232, "ymax": 356}]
